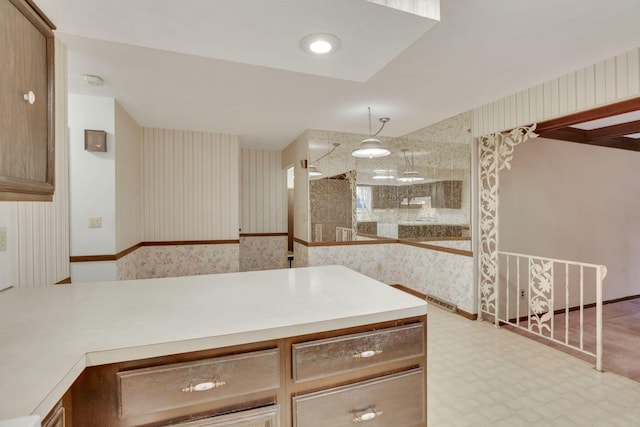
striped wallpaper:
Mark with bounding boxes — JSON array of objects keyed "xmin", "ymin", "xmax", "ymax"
[
  {"xmin": 472, "ymin": 48, "xmax": 640, "ymax": 136},
  {"xmin": 8, "ymin": 38, "xmax": 70, "ymax": 287},
  {"xmin": 240, "ymin": 149, "xmax": 287, "ymax": 234},
  {"xmin": 142, "ymin": 128, "xmax": 239, "ymax": 241}
]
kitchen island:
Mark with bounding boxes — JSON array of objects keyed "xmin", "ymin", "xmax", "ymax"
[{"xmin": 0, "ymin": 265, "xmax": 427, "ymax": 426}]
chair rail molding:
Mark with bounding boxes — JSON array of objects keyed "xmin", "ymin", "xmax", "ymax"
[{"xmin": 477, "ymin": 124, "xmax": 538, "ymax": 316}]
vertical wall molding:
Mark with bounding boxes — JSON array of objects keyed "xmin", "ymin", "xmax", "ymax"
[
  {"xmin": 472, "ymin": 48, "xmax": 640, "ymax": 136},
  {"xmin": 143, "ymin": 128, "xmax": 239, "ymax": 241},
  {"xmin": 240, "ymin": 149, "xmax": 286, "ymax": 233}
]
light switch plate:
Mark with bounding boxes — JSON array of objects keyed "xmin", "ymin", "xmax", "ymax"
[
  {"xmin": 0, "ymin": 227, "xmax": 6, "ymax": 251},
  {"xmin": 88, "ymin": 217, "xmax": 102, "ymax": 228}
]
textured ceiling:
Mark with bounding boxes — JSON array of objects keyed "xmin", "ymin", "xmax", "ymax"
[{"xmin": 34, "ymin": 0, "xmax": 640, "ymax": 149}]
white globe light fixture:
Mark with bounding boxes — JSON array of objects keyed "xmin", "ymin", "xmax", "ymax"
[{"xmin": 397, "ymin": 149, "xmax": 424, "ymax": 183}]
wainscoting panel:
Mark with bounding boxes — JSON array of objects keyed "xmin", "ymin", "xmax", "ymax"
[
  {"xmin": 239, "ymin": 235, "xmax": 287, "ymax": 272},
  {"xmin": 307, "ymin": 242, "xmax": 474, "ymax": 314},
  {"xmin": 293, "ymin": 241, "xmax": 309, "ymax": 268},
  {"xmin": 136, "ymin": 244, "xmax": 239, "ymax": 279},
  {"xmin": 472, "ymin": 48, "xmax": 640, "ymax": 136},
  {"xmin": 142, "ymin": 128, "xmax": 239, "ymax": 241},
  {"xmin": 117, "ymin": 249, "xmax": 137, "ymax": 281},
  {"xmin": 240, "ymin": 149, "xmax": 287, "ymax": 234}
]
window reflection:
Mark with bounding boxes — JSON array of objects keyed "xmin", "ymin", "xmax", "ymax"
[{"xmin": 308, "ymin": 112, "xmax": 471, "ymax": 247}]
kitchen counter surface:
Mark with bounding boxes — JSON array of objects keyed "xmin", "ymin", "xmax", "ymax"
[{"xmin": 0, "ymin": 265, "xmax": 427, "ymax": 421}]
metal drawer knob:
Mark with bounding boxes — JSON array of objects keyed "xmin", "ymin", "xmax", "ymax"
[
  {"xmin": 352, "ymin": 349, "xmax": 383, "ymax": 359},
  {"xmin": 182, "ymin": 379, "xmax": 226, "ymax": 393},
  {"xmin": 352, "ymin": 407, "xmax": 383, "ymax": 423}
]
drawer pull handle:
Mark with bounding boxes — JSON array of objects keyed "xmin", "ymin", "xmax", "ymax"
[
  {"xmin": 352, "ymin": 408, "xmax": 383, "ymax": 423},
  {"xmin": 23, "ymin": 91, "xmax": 35, "ymax": 105},
  {"xmin": 182, "ymin": 380, "xmax": 226, "ymax": 393},
  {"xmin": 353, "ymin": 349, "xmax": 382, "ymax": 359}
]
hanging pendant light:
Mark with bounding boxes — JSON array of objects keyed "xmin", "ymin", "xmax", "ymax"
[
  {"xmin": 351, "ymin": 107, "xmax": 391, "ymax": 159},
  {"xmin": 308, "ymin": 143, "xmax": 341, "ymax": 178},
  {"xmin": 308, "ymin": 165, "xmax": 322, "ymax": 177},
  {"xmin": 397, "ymin": 149, "xmax": 424, "ymax": 183},
  {"xmin": 372, "ymin": 169, "xmax": 395, "ymax": 180}
]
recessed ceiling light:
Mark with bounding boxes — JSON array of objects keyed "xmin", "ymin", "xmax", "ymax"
[{"xmin": 300, "ymin": 33, "xmax": 341, "ymax": 55}]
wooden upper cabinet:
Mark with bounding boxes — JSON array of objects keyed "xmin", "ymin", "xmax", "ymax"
[{"xmin": 0, "ymin": 0, "xmax": 55, "ymax": 201}]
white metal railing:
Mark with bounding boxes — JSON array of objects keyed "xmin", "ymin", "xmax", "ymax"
[
  {"xmin": 336, "ymin": 226, "xmax": 353, "ymax": 242},
  {"xmin": 496, "ymin": 251, "xmax": 607, "ymax": 371}
]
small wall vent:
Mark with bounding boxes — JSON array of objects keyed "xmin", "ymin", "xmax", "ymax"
[{"xmin": 425, "ymin": 294, "xmax": 457, "ymax": 313}]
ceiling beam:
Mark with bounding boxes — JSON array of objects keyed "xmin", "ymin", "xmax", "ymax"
[
  {"xmin": 540, "ymin": 129, "xmax": 640, "ymax": 152},
  {"xmin": 536, "ymin": 97, "xmax": 640, "ymax": 133},
  {"xmin": 583, "ymin": 119, "xmax": 640, "ymax": 141},
  {"xmin": 540, "ymin": 127, "xmax": 588, "ymax": 143},
  {"xmin": 534, "ymin": 97, "xmax": 640, "ymax": 152},
  {"xmin": 580, "ymin": 136, "xmax": 640, "ymax": 152}
]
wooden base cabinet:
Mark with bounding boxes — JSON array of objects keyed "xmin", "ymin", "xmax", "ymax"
[{"xmin": 69, "ymin": 316, "xmax": 426, "ymax": 427}]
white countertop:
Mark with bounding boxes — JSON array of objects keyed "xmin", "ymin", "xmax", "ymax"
[{"xmin": 0, "ymin": 265, "xmax": 427, "ymax": 421}]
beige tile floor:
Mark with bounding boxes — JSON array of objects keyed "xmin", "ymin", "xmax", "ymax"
[{"xmin": 427, "ymin": 305, "xmax": 640, "ymax": 426}]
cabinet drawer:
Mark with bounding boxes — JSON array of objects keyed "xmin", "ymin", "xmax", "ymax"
[
  {"xmin": 117, "ymin": 348, "xmax": 280, "ymax": 418},
  {"xmin": 292, "ymin": 323, "xmax": 424, "ymax": 382},
  {"xmin": 292, "ymin": 368, "xmax": 425, "ymax": 427},
  {"xmin": 171, "ymin": 404, "xmax": 279, "ymax": 426}
]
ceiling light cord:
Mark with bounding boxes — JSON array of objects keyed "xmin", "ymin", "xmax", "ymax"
[
  {"xmin": 312, "ymin": 142, "xmax": 340, "ymax": 163},
  {"xmin": 402, "ymin": 148, "xmax": 413, "ymax": 169},
  {"xmin": 368, "ymin": 107, "xmax": 390, "ymax": 137}
]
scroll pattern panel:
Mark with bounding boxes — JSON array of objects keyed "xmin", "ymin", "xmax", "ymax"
[{"xmin": 478, "ymin": 125, "xmax": 537, "ymax": 316}]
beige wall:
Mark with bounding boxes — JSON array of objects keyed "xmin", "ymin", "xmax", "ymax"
[
  {"xmin": 142, "ymin": 128, "xmax": 239, "ymax": 241},
  {"xmin": 115, "ymin": 102, "xmax": 143, "ymax": 252},
  {"xmin": 499, "ymin": 137, "xmax": 640, "ymax": 301}
]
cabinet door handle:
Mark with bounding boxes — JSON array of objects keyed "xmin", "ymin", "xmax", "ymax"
[
  {"xmin": 182, "ymin": 379, "xmax": 226, "ymax": 393},
  {"xmin": 352, "ymin": 349, "xmax": 383, "ymax": 359},
  {"xmin": 23, "ymin": 91, "xmax": 35, "ymax": 104},
  {"xmin": 352, "ymin": 408, "xmax": 383, "ymax": 423}
]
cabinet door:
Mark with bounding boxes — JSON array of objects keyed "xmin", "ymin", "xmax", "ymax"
[
  {"xmin": 430, "ymin": 181, "xmax": 462, "ymax": 208},
  {"xmin": 430, "ymin": 181, "xmax": 445, "ymax": 208},
  {"xmin": 0, "ymin": 0, "xmax": 55, "ymax": 200}
]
